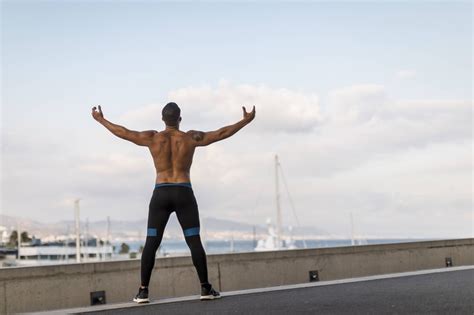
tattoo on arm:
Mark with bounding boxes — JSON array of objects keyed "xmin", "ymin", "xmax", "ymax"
[{"xmin": 191, "ymin": 131, "xmax": 205, "ymax": 142}]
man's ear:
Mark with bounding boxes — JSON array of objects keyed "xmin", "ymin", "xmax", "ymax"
[{"xmin": 179, "ymin": 117, "xmax": 182, "ymax": 122}]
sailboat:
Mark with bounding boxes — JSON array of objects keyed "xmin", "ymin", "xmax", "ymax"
[
  {"xmin": 350, "ymin": 212, "xmax": 368, "ymax": 246},
  {"xmin": 255, "ymin": 155, "xmax": 307, "ymax": 251},
  {"xmin": 255, "ymin": 218, "xmax": 280, "ymax": 251}
]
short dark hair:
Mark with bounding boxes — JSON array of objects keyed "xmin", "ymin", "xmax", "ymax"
[{"xmin": 162, "ymin": 102, "xmax": 181, "ymax": 126}]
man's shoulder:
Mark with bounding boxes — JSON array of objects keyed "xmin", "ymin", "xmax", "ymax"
[
  {"xmin": 186, "ymin": 129, "xmax": 202, "ymax": 134},
  {"xmin": 186, "ymin": 130, "xmax": 205, "ymax": 141},
  {"xmin": 186, "ymin": 130, "xmax": 204, "ymax": 136},
  {"xmin": 155, "ymin": 130, "xmax": 198, "ymax": 140},
  {"xmin": 154, "ymin": 130, "xmax": 186, "ymax": 135}
]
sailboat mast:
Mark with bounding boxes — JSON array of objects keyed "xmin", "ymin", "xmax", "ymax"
[
  {"xmin": 350, "ymin": 212, "xmax": 355, "ymax": 246},
  {"xmin": 106, "ymin": 216, "xmax": 111, "ymax": 260},
  {"xmin": 275, "ymin": 155, "xmax": 283, "ymax": 249},
  {"xmin": 74, "ymin": 199, "xmax": 81, "ymax": 263}
]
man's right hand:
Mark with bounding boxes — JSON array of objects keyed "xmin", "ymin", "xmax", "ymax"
[
  {"xmin": 92, "ymin": 105, "xmax": 104, "ymax": 122},
  {"xmin": 242, "ymin": 106, "xmax": 256, "ymax": 123}
]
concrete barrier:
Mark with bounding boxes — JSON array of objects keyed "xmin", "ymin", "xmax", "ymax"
[{"xmin": 0, "ymin": 238, "xmax": 472, "ymax": 314}]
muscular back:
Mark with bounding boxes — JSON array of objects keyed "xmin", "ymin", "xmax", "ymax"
[{"xmin": 148, "ymin": 130, "xmax": 197, "ymax": 183}]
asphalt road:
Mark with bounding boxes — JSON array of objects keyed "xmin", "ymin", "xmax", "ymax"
[{"xmin": 77, "ymin": 269, "xmax": 474, "ymax": 315}]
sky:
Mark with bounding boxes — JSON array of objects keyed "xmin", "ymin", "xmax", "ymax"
[{"xmin": 1, "ymin": 1, "xmax": 472, "ymax": 238}]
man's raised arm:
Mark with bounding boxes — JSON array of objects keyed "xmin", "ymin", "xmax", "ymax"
[
  {"xmin": 91, "ymin": 105, "xmax": 156, "ymax": 146},
  {"xmin": 188, "ymin": 106, "xmax": 256, "ymax": 147}
]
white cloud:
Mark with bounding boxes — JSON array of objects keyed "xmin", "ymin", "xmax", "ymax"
[
  {"xmin": 121, "ymin": 81, "xmax": 323, "ymax": 133},
  {"xmin": 79, "ymin": 153, "xmax": 149, "ymax": 176},
  {"xmin": 396, "ymin": 69, "xmax": 417, "ymax": 79},
  {"xmin": 326, "ymin": 84, "xmax": 387, "ymax": 123}
]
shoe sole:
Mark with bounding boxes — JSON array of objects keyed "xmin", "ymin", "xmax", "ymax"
[
  {"xmin": 133, "ymin": 298, "xmax": 150, "ymax": 303},
  {"xmin": 200, "ymin": 295, "xmax": 221, "ymax": 300}
]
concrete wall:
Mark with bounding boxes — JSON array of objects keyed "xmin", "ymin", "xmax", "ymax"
[{"xmin": 0, "ymin": 238, "xmax": 472, "ymax": 314}]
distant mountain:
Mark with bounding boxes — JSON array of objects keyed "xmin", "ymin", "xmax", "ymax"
[{"xmin": 0, "ymin": 214, "xmax": 329, "ymax": 241}]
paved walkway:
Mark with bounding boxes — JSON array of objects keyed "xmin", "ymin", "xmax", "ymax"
[{"xmin": 39, "ymin": 266, "xmax": 474, "ymax": 315}]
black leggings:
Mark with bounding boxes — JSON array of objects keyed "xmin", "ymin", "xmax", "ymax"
[{"xmin": 140, "ymin": 183, "xmax": 209, "ymax": 287}]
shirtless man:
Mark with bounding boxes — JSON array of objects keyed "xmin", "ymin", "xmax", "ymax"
[{"xmin": 91, "ymin": 102, "xmax": 256, "ymax": 303}]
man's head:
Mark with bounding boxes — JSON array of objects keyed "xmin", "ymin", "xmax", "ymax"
[{"xmin": 162, "ymin": 102, "xmax": 182, "ymax": 127}]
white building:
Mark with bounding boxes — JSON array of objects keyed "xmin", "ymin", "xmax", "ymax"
[{"xmin": 0, "ymin": 226, "xmax": 10, "ymax": 244}]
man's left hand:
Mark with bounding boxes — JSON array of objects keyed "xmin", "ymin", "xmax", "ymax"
[{"xmin": 92, "ymin": 105, "xmax": 104, "ymax": 122}]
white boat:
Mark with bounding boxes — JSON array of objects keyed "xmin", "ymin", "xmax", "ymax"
[
  {"xmin": 255, "ymin": 219, "xmax": 281, "ymax": 251},
  {"xmin": 14, "ymin": 237, "xmax": 114, "ymax": 266},
  {"xmin": 255, "ymin": 155, "xmax": 307, "ymax": 251}
]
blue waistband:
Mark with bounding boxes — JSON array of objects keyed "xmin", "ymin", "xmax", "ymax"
[{"xmin": 155, "ymin": 182, "xmax": 192, "ymax": 189}]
